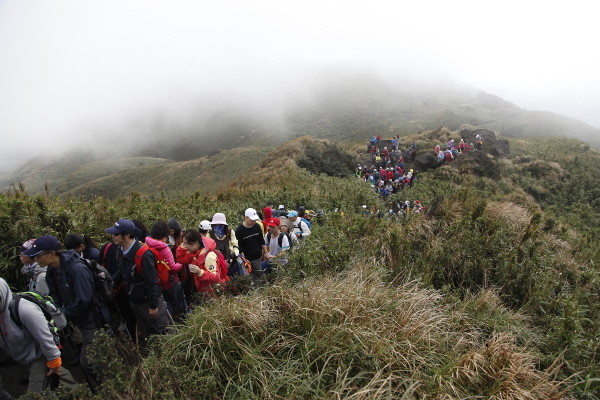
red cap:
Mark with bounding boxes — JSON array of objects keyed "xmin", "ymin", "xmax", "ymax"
[{"xmin": 266, "ymin": 217, "xmax": 280, "ymax": 227}]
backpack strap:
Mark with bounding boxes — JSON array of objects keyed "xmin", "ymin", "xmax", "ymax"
[
  {"xmin": 8, "ymin": 296, "xmax": 23, "ymax": 328},
  {"xmin": 277, "ymin": 233, "xmax": 284, "ymax": 248},
  {"xmin": 134, "ymin": 244, "xmax": 151, "ymax": 275},
  {"xmin": 101, "ymin": 243, "xmax": 113, "ymax": 266}
]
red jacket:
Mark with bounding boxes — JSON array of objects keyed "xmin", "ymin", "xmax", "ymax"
[{"xmin": 176, "ymin": 237, "xmax": 224, "ymax": 293}]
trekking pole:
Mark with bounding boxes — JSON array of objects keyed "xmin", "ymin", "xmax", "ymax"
[{"xmin": 42, "ymin": 372, "xmax": 60, "ymax": 391}]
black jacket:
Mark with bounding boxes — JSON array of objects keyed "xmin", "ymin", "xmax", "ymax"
[
  {"xmin": 114, "ymin": 240, "xmax": 161, "ymax": 309},
  {"xmin": 46, "ymin": 250, "xmax": 94, "ymax": 324}
]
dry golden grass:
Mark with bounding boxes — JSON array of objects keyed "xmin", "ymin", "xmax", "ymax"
[
  {"xmin": 484, "ymin": 201, "xmax": 532, "ymax": 234},
  {"xmin": 448, "ymin": 333, "xmax": 569, "ymax": 400}
]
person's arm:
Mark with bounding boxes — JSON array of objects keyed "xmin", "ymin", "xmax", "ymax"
[
  {"xmin": 191, "ymin": 252, "xmax": 220, "ymax": 283},
  {"xmin": 299, "ymin": 221, "xmax": 311, "ymax": 238},
  {"xmin": 161, "ymin": 246, "xmax": 184, "ymax": 273},
  {"xmin": 20, "ymin": 301, "xmax": 62, "ymax": 373},
  {"xmin": 230, "ymin": 231, "xmax": 240, "ymax": 257}
]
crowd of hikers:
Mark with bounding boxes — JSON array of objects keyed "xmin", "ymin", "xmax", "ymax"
[
  {"xmin": 0, "ymin": 133, "xmax": 484, "ymax": 397},
  {"xmin": 361, "ymin": 135, "xmax": 418, "ymax": 197},
  {"xmin": 0, "ymin": 204, "xmax": 320, "ymax": 397},
  {"xmin": 361, "ymin": 134, "xmax": 483, "ymax": 199}
]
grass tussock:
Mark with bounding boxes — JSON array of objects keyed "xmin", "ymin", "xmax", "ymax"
[
  {"xmin": 484, "ymin": 201, "xmax": 532, "ymax": 234},
  {"xmin": 88, "ymin": 263, "xmax": 568, "ymax": 400}
]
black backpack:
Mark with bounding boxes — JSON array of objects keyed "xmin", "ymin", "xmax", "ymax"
[
  {"xmin": 277, "ymin": 232, "xmax": 293, "ymax": 249},
  {"xmin": 80, "ymin": 258, "xmax": 114, "ymax": 303}
]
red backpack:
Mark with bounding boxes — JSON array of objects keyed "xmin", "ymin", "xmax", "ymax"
[
  {"xmin": 195, "ymin": 249, "xmax": 230, "ymax": 283},
  {"xmin": 134, "ymin": 244, "xmax": 174, "ymax": 290},
  {"xmin": 214, "ymin": 250, "xmax": 230, "ymax": 283}
]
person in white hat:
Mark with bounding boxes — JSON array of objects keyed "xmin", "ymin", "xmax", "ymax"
[
  {"xmin": 198, "ymin": 220, "xmax": 212, "ymax": 237},
  {"xmin": 234, "ymin": 208, "xmax": 267, "ymax": 282},
  {"xmin": 208, "ymin": 213, "xmax": 239, "ymax": 271}
]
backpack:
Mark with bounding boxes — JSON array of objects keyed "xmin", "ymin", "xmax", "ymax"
[
  {"xmin": 80, "ymin": 258, "xmax": 114, "ymax": 303},
  {"xmin": 9, "ymin": 292, "xmax": 67, "ymax": 347},
  {"xmin": 134, "ymin": 244, "xmax": 174, "ymax": 290},
  {"xmin": 213, "ymin": 250, "xmax": 230, "ymax": 282},
  {"xmin": 301, "ymin": 217, "xmax": 311, "ymax": 229},
  {"xmin": 277, "ymin": 232, "xmax": 293, "ymax": 249}
]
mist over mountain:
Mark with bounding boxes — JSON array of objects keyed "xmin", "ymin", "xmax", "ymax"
[{"xmin": 1, "ymin": 71, "xmax": 598, "ymax": 196}]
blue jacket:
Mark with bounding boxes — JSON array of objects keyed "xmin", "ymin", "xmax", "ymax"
[{"xmin": 45, "ymin": 250, "xmax": 95, "ymax": 324}]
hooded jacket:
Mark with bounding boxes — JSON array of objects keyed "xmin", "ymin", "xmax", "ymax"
[
  {"xmin": 176, "ymin": 237, "xmax": 223, "ymax": 293},
  {"xmin": 261, "ymin": 207, "xmax": 273, "ymax": 234},
  {"xmin": 145, "ymin": 236, "xmax": 184, "ymax": 288},
  {"xmin": 45, "ymin": 250, "xmax": 95, "ymax": 324},
  {"xmin": 20, "ymin": 261, "xmax": 49, "ymax": 296},
  {"xmin": 0, "ymin": 278, "xmax": 61, "ymax": 364}
]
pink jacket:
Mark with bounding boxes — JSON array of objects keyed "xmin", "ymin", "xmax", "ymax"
[{"xmin": 145, "ymin": 236, "xmax": 184, "ymax": 274}]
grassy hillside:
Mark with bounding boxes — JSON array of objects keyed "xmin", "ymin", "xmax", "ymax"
[
  {"xmin": 0, "ymin": 156, "xmax": 170, "ymax": 196},
  {"xmin": 1, "ymin": 132, "xmax": 599, "ymax": 399}
]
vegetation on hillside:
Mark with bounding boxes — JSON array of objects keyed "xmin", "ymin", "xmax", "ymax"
[{"xmin": 2, "ymin": 132, "xmax": 599, "ymax": 399}]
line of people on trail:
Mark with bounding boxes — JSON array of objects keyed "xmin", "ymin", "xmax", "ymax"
[
  {"xmin": 0, "ymin": 204, "xmax": 317, "ymax": 397},
  {"xmin": 361, "ymin": 199, "xmax": 426, "ymax": 219},
  {"xmin": 368, "ymin": 140, "xmax": 417, "ymax": 165}
]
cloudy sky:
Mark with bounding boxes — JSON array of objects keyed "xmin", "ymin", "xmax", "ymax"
[{"xmin": 0, "ymin": 0, "xmax": 598, "ymax": 171}]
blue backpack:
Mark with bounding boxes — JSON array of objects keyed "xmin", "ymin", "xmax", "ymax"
[{"xmin": 301, "ymin": 217, "xmax": 311, "ymax": 229}]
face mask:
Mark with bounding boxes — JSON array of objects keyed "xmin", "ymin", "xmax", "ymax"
[{"xmin": 212, "ymin": 225, "xmax": 227, "ymax": 239}]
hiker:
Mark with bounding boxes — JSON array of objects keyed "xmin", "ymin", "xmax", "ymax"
[
  {"xmin": 23, "ymin": 235, "xmax": 103, "ymax": 388},
  {"xmin": 234, "ymin": 208, "xmax": 267, "ymax": 283},
  {"xmin": 167, "ymin": 218, "xmax": 183, "ymax": 257},
  {"xmin": 106, "ymin": 219, "xmax": 172, "ymax": 346},
  {"xmin": 208, "ymin": 213, "xmax": 240, "ymax": 274},
  {"xmin": 19, "ymin": 239, "xmax": 49, "ymax": 296},
  {"xmin": 131, "ymin": 219, "xmax": 148, "ymax": 243},
  {"xmin": 391, "ymin": 135, "xmax": 399, "ymax": 151},
  {"xmin": 64, "ymin": 234, "xmax": 100, "ymax": 261},
  {"xmin": 177, "ymin": 230, "xmax": 227, "ymax": 296},
  {"xmin": 278, "ymin": 222, "xmax": 299, "ymax": 247},
  {"xmin": 145, "ymin": 221, "xmax": 188, "ymax": 320},
  {"xmin": 475, "ymin": 134, "xmax": 483, "ymax": 150},
  {"xmin": 437, "ymin": 150, "xmax": 445, "ymax": 163},
  {"xmin": 287, "ymin": 210, "xmax": 311, "ymax": 240},
  {"xmin": 98, "ymin": 238, "xmax": 137, "ymax": 342},
  {"xmin": 261, "ymin": 207, "xmax": 273, "ymax": 234},
  {"xmin": 272, "ymin": 204, "xmax": 286, "ymax": 218},
  {"xmin": 261, "ymin": 218, "xmax": 290, "ymax": 272},
  {"xmin": 444, "ymin": 149, "xmax": 454, "ymax": 162},
  {"xmin": 198, "ymin": 220, "xmax": 212, "ymax": 237},
  {"xmin": 369, "ymin": 145, "xmax": 377, "ymax": 162},
  {"xmin": 0, "ymin": 278, "xmax": 78, "ymax": 394}
]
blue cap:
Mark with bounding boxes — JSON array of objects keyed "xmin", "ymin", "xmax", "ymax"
[
  {"xmin": 21, "ymin": 235, "xmax": 61, "ymax": 257},
  {"xmin": 105, "ymin": 219, "xmax": 136, "ymax": 235},
  {"xmin": 287, "ymin": 210, "xmax": 298, "ymax": 218}
]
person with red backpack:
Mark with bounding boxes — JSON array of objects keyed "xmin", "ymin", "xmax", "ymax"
[
  {"xmin": 105, "ymin": 219, "xmax": 172, "ymax": 346},
  {"xmin": 176, "ymin": 230, "xmax": 229, "ymax": 297},
  {"xmin": 145, "ymin": 221, "xmax": 188, "ymax": 320}
]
